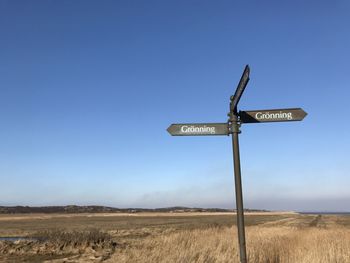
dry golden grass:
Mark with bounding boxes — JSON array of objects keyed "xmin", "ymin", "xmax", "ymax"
[
  {"xmin": 109, "ymin": 226, "xmax": 350, "ymax": 263},
  {"xmin": 1, "ymin": 213, "xmax": 350, "ymax": 262}
]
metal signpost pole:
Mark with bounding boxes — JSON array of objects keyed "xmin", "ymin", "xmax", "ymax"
[
  {"xmin": 167, "ymin": 65, "xmax": 307, "ymax": 263},
  {"xmin": 228, "ymin": 65, "xmax": 249, "ymax": 263},
  {"xmin": 229, "ymin": 112, "xmax": 247, "ymax": 263}
]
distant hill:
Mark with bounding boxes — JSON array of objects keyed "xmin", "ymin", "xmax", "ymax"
[{"xmin": 0, "ymin": 205, "xmax": 269, "ymax": 214}]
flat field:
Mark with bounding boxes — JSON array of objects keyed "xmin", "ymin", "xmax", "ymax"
[{"xmin": 0, "ymin": 212, "xmax": 349, "ymax": 262}]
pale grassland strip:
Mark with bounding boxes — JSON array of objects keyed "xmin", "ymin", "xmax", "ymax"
[{"xmin": 108, "ymin": 226, "xmax": 350, "ymax": 263}]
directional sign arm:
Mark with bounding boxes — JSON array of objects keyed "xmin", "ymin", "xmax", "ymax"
[
  {"xmin": 239, "ymin": 108, "xmax": 307, "ymax": 123},
  {"xmin": 167, "ymin": 123, "xmax": 229, "ymax": 136},
  {"xmin": 230, "ymin": 65, "xmax": 250, "ymax": 113}
]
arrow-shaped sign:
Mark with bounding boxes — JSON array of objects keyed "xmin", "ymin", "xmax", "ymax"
[
  {"xmin": 239, "ymin": 108, "xmax": 307, "ymax": 123},
  {"xmin": 230, "ymin": 65, "xmax": 250, "ymax": 113},
  {"xmin": 167, "ymin": 123, "xmax": 229, "ymax": 136}
]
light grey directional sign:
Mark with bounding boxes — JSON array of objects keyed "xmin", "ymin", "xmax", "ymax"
[
  {"xmin": 239, "ymin": 108, "xmax": 307, "ymax": 123},
  {"xmin": 231, "ymin": 65, "xmax": 250, "ymax": 113},
  {"xmin": 167, "ymin": 123, "xmax": 229, "ymax": 136}
]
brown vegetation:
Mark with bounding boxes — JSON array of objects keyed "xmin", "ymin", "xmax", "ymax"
[
  {"xmin": 0, "ymin": 213, "xmax": 349, "ymax": 262},
  {"xmin": 109, "ymin": 225, "xmax": 350, "ymax": 263},
  {"xmin": 0, "ymin": 229, "xmax": 116, "ymax": 263}
]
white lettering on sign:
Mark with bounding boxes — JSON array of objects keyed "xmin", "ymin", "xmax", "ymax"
[
  {"xmin": 180, "ymin": 125, "xmax": 216, "ymax": 134},
  {"xmin": 255, "ymin": 111, "xmax": 293, "ymax": 120}
]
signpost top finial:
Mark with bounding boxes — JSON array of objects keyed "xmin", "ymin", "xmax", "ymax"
[{"xmin": 230, "ymin": 65, "xmax": 250, "ymax": 114}]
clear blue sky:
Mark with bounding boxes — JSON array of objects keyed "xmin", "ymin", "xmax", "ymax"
[{"xmin": 1, "ymin": 1, "xmax": 349, "ymax": 211}]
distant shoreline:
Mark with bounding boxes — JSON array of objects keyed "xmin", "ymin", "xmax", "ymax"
[
  {"xmin": 3, "ymin": 206, "xmax": 348, "ymax": 215},
  {"xmin": 299, "ymin": 212, "xmax": 350, "ymax": 215},
  {"xmin": 0, "ymin": 205, "xmax": 270, "ymax": 214}
]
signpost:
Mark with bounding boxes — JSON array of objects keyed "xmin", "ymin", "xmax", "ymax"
[{"xmin": 167, "ymin": 65, "xmax": 307, "ymax": 263}]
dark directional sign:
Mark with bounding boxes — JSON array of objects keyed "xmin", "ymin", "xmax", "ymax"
[
  {"xmin": 230, "ymin": 65, "xmax": 250, "ymax": 113},
  {"xmin": 167, "ymin": 123, "xmax": 229, "ymax": 136},
  {"xmin": 239, "ymin": 108, "xmax": 307, "ymax": 123}
]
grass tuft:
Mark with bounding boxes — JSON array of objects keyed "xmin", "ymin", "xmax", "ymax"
[{"xmin": 30, "ymin": 228, "xmax": 113, "ymax": 246}]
